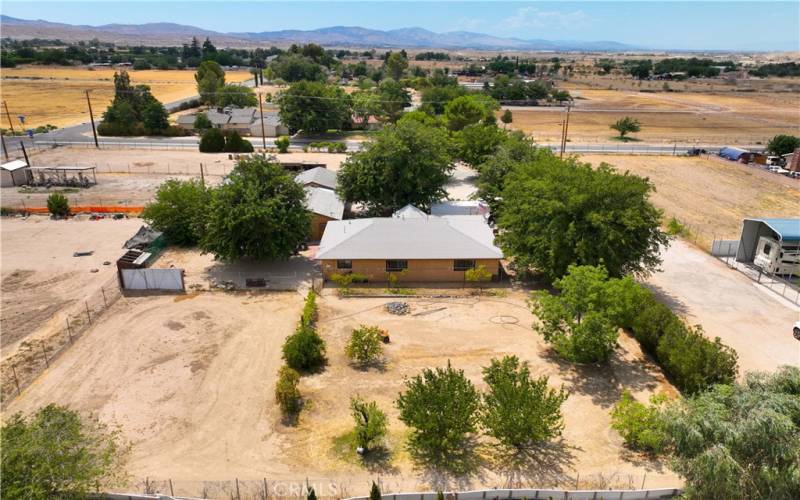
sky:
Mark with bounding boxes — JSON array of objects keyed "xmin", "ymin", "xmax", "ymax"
[{"xmin": 2, "ymin": 1, "xmax": 799, "ymax": 51}]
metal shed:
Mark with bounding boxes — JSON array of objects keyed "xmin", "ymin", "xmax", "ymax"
[
  {"xmin": 1, "ymin": 160, "xmax": 30, "ymax": 187},
  {"xmin": 718, "ymin": 146, "xmax": 751, "ymax": 162}
]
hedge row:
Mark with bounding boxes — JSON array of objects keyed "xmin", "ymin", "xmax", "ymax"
[{"xmin": 281, "ymin": 290, "xmax": 326, "ymax": 372}]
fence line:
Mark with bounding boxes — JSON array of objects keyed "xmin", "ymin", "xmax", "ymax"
[{"xmin": 0, "ymin": 274, "xmax": 123, "ymax": 407}]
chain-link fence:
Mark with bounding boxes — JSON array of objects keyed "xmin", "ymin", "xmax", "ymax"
[{"xmin": 0, "ymin": 274, "xmax": 122, "ymax": 407}]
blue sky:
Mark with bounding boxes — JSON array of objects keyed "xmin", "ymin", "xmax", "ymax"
[{"xmin": 2, "ymin": 1, "xmax": 798, "ymax": 51}]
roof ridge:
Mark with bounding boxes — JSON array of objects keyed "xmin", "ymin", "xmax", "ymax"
[{"xmin": 443, "ymin": 217, "xmax": 499, "ymax": 253}]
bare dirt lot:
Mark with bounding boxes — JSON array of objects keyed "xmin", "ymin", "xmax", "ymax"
[
  {"xmin": 3, "ymin": 288, "xmax": 680, "ymax": 496},
  {"xmin": 0, "ymin": 216, "xmax": 142, "ymax": 354},
  {"xmin": 577, "ymin": 155, "xmax": 800, "ymax": 250},
  {"xmin": 0, "ymin": 67, "xmax": 253, "ymax": 129},
  {"xmin": 504, "ymin": 88, "xmax": 800, "ymax": 144}
]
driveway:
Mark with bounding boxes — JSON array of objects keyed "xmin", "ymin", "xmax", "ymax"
[{"xmin": 646, "ymin": 239, "xmax": 799, "ymax": 374}]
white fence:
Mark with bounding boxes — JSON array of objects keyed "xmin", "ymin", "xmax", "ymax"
[
  {"xmin": 347, "ymin": 489, "xmax": 681, "ymax": 500},
  {"xmin": 121, "ymin": 268, "xmax": 185, "ymax": 291}
]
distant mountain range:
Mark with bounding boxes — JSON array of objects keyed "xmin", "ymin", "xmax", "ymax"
[{"xmin": 0, "ymin": 15, "xmax": 641, "ymax": 51}]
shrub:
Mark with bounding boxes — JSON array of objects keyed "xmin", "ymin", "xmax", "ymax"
[
  {"xmin": 275, "ymin": 365, "xmax": 301, "ymax": 416},
  {"xmin": 610, "ymin": 390, "xmax": 668, "ymax": 454},
  {"xmin": 282, "ymin": 323, "xmax": 326, "ymax": 372},
  {"xmin": 199, "ymin": 128, "xmax": 225, "ymax": 152},
  {"xmin": 630, "ymin": 298, "xmax": 681, "ymax": 355},
  {"xmin": 46, "ymin": 193, "xmax": 70, "ymax": 217},
  {"xmin": 300, "ymin": 290, "xmax": 317, "ymax": 327},
  {"xmin": 350, "ymin": 396, "xmax": 388, "ymax": 451},
  {"xmin": 656, "ymin": 323, "xmax": 738, "ymax": 394},
  {"xmin": 275, "ymin": 135, "xmax": 290, "ymax": 153},
  {"xmin": 224, "ymin": 131, "xmax": 254, "ymax": 153},
  {"xmin": 666, "ymin": 217, "xmax": 688, "ymax": 236},
  {"xmin": 345, "ymin": 325, "xmax": 384, "ymax": 366},
  {"xmin": 193, "ymin": 113, "xmax": 212, "ymax": 131},
  {"xmin": 369, "ymin": 482, "xmax": 381, "ymax": 500}
]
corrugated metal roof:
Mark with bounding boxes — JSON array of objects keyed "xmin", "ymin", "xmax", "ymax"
[
  {"xmin": 746, "ymin": 218, "xmax": 800, "ymax": 242},
  {"xmin": 305, "ymin": 186, "xmax": 344, "ymax": 220},
  {"xmin": 296, "ymin": 167, "xmax": 337, "ymax": 190},
  {"xmin": 316, "ymin": 214, "xmax": 503, "ymax": 260},
  {"xmin": 1, "ymin": 160, "xmax": 28, "ymax": 172}
]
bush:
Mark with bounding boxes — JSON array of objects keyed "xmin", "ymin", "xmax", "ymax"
[
  {"xmin": 282, "ymin": 323, "xmax": 326, "ymax": 372},
  {"xmin": 300, "ymin": 290, "xmax": 317, "ymax": 328},
  {"xmin": 46, "ymin": 193, "xmax": 70, "ymax": 217},
  {"xmin": 193, "ymin": 113, "xmax": 212, "ymax": 131},
  {"xmin": 275, "ymin": 366, "xmax": 301, "ymax": 416},
  {"xmin": 630, "ymin": 298, "xmax": 681, "ymax": 355},
  {"xmin": 223, "ymin": 131, "xmax": 254, "ymax": 153},
  {"xmin": 275, "ymin": 135, "xmax": 290, "ymax": 153},
  {"xmin": 666, "ymin": 217, "xmax": 688, "ymax": 237},
  {"xmin": 610, "ymin": 390, "xmax": 668, "ymax": 454},
  {"xmin": 345, "ymin": 325, "xmax": 384, "ymax": 366},
  {"xmin": 199, "ymin": 128, "xmax": 225, "ymax": 152},
  {"xmin": 350, "ymin": 396, "xmax": 388, "ymax": 451},
  {"xmin": 141, "ymin": 179, "xmax": 208, "ymax": 246},
  {"xmin": 656, "ymin": 323, "xmax": 738, "ymax": 394}
]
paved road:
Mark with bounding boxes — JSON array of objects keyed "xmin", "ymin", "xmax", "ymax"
[{"xmin": 647, "ymin": 239, "xmax": 800, "ymax": 374}]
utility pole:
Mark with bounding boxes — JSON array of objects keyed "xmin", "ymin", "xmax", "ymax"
[
  {"xmin": 1, "ymin": 133, "xmax": 9, "ymax": 161},
  {"xmin": 85, "ymin": 90, "xmax": 99, "ymax": 149},
  {"xmin": 3, "ymin": 101, "xmax": 16, "ymax": 134},
  {"xmin": 560, "ymin": 103, "xmax": 572, "ymax": 158},
  {"xmin": 258, "ymin": 93, "xmax": 267, "ymax": 150},
  {"xmin": 19, "ymin": 140, "xmax": 30, "ymax": 166}
]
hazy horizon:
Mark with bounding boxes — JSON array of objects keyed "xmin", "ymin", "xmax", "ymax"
[{"xmin": 2, "ymin": 1, "xmax": 799, "ymax": 52}]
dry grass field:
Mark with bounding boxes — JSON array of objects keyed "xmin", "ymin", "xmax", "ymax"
[
  {"xmin": 503, "ymin": 88, "xmax": 800, "ymax": 144},
  {"xmin": 2, "ymin": 285, "xmax": 681, "ymax": 495},
  {"xmin": 0, "ymin": 66, "xmax": 253, "ymax": 128},
  {"xmin": 578, "ymin": 154, "xmax": 800, "ymax": 249}
]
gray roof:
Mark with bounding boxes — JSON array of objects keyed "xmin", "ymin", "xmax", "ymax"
[
  {"xmin": 305, "ymin": 186, "xmax": 345, "ymax": 220},
  {"xmin": 316, "ymin": 213, "xmax": 503, "ymax": 260},
  {"xmin": 1, "ymin": 160, "xmax": 28, "ymax": 171},
  {"xmin": 205, "ymin": 110, "xmax": 230, "ymax": 126},
  {"xmin": 227, "ymin": 107, "xmax": 256, "ymax": 124},
  {"xmin": 392, "ymin": 204, "xmax": 427, "ymax": 219},
  {"xmin": 176, "ymin": 114, "xmax": 197, "ymax": 125},
  {"xmin": 296, "ymin": 167, "xmax": 338, "ymax": 190},
  {"xmin": 431, "ymin": 200, "xmax": 490, "ymax": 218}
]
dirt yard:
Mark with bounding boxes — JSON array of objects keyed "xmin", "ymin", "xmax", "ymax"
[
  {"xmin": 1, "ymin": 148, "xmax": 348, "ymax": 210},
  {"xmin": 0, "ymin": 216, "xmax": 142, "ymax": 355},
  {"xmin": 2, "ymin": 288, "xmax": 681, "ymax": 495},
  {"xmin": 0, "ymin": 67, "xmax": 253, "ymax": 129},
  {"xmin": 503, "ymin": 88, "xmax": 800, "ymax": 144},
  {"xmin": 577, "ymin": 155, "xmax": 800, "ymax": 250}
]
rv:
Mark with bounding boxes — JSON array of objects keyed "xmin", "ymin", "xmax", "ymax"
[{"xmin": 753, "ymin": 235, "xmax": 800, "ymax": 276}]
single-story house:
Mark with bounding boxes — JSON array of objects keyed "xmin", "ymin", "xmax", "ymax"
[
  {"xmin": 296, "ymin": 166, "xmax": 337, "ymax": 190},
  {"xmin": 175, "ymin": 114, "xmax": 198, "ymax": 130},
  {"xmin": 431, "ymin": 200, "xmax": 490, "ymax": 219},
  {"xmin": 718, "ymin": 146, "xmax": 751, "ymax": 162},
  {"xmin": 305, "ymin": 186, "xmax": 345, "ymax": 241},
  {"xmin": 224, "ymin": 107, "xmax": 257, "ymax": 134},
  {"xmin": 1, "ymin": 160, "xmax": 30, "ymax": 187},
  {"xmin": 317, "ymin": 207, "xmax": 503, "ymax": 282},
  {"xmin": 351, "ymin": 114, "xmax": 382, "ymax": 131},
  {"xmin": 249, "ymin": 112, "xmax": 289, "ymax": 138}
]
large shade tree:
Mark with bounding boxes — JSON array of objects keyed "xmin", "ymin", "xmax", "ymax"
[
  {"xmin": 142, "ymin": 178, "xmax": 209, "ymax": 246},
  {"xmin": 277, "ymin": 81, "xmax": 351, "ymax": 134},
  {"xmin": 195, "ymin": 60, "xmax": 225, "ymax": 105},
  {"xmin": 337, "ymin": 120, "xmax": 454, "ymax": 214},
  {"xmin": 201, "ymin": 157, "xmax": 311, "ymax": 260},
  {"xmin": 497, "ymin": 152, "xmax": 668, "ymax": 280}
]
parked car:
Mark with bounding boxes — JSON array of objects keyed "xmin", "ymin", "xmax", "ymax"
[{"xmin": 687, "ymin": 148, "xmax": 707, "ymax": 156}]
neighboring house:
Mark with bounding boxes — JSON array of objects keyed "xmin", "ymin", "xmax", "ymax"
[
  {"xmin": 317, "ymin": 206, "xmax": 503, "ymax": 282},
  {"xmin": 431, "ymin": 200, "xmax": 490, "ymax": 219},
  {"xmin": 351, "ymin": 114, "xmax": 382, "ymax": 131},
  {"xmin": 249, "ymin": 112, "xmax": 289, "ymax": 138},
  {"xmin": 176, "ymin": 106, "xmax": 288, "ymax": 137},
  {"xmin": 305, "ymin": 186, "xmax": 345, "ymax": 241},
  {"xmin": 295, "ymin": 167, "xmax": 337, "ymax": 190},
  {"xmin": 0, "ymin": 160, "xmax": 30, "ymax": 187},
  {"xmin": 224, "ymin": 107, "xmax": 257, "ymax": 134},
  {"xmin": 175, "ymin": 114, "xmax": 198, "ymax": 130},
  {"xmin": 206, "ymin": 110, "xmax": 230, "ymax": 129}
]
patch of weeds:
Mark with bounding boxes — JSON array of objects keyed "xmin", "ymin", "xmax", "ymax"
[
  {"xmin": 387, "ymin": 288, "xmax": 415, "ymax": 295},
  {"xmin": 483, "ymin": 289, "xmax": 508, "ymax": 298},
  {"xmin": 666, "ymin": 217, "xmax": 689, "ymax": 237}
]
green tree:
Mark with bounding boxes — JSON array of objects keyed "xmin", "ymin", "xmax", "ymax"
[
  {"xmin": 498, "ymin": 153, "xmax": 668, "ymax": 280},
  {"xmin": 46, "ymin": 192, "xmax": 70, "ymax": 217},
  {"xmin": 455, "ymin": 122, "xmax": 507, "ymax": 167},
  {"xmin": 277, "ymin": 81, "xmax": 351, "ymax": 134},
  {"xmin": 377, "ymin": 78, "xmax": 411, "ymax": 122},
  {"xmin": 444, "ymin": 94, "xmax": 499, "ymax": 131},
  {"xmin": 142, "ymin": 101, "xmax": 169, "ymax": 133},
  {"xmin": 475, "ymin": 131, "xmax": 539, "ymax": 217},
  {"xmin": 500, "ymin": 109, "xmax": 513, "ymax": 128},
  {"xmin": 193, "ymin": 113, "xmax": 212, "ymax": 131},
  {"xmin": 385, "ymin": 51, "xmax": 409, "ymax": 80},
  {"xmin": 529, "ymin": 265, "xmax": 620, "ymax": 363},
  {"xmin": 481, "ymin": 356, "xmax": 568, "ymax": 451},
  {"xmin": 610, "ymin": 116, "xmax": 641, "ymax": 140},
  {"xmin": 350, "ymin": 396, "xmax": 388, "ymax": 451},
  {"xmin": 201, "ymin": 157, "xmax": 311, "ymax": 260},
  {"xmin": 351, "ymin": 89, "xmax": 382, "ymax": 127},
  {"xmin": 282, "ymin": 323, "xmax": 327, "ymax": 372},
  {"xmin": 396, "ymin": 362, "xmax": 481, "ymax": 472},
  {"xmin": 1, "ymin": 404, "xmax": 129, "ymax": 499},
  {"xmin": 195, "ymin": 60, "xmax": 225, "ymax": 105},
  {"xmin": 275, "ymin": 135, "xmax": 290, "ymax": 153},
  {"xmin": 420, "ymin": 84, "xmax": 467, "ymax": 115},
  {"xmin": 218, "ymin": 84, "xmax": 258, "ymax": 108},
  {"xmin": 270, "ymin": 54, "xmax": 324, "ymax": 82},
  {"xmin": 610, "ymin": 390, "xmax": 668, "ymax": 454},
  {"xmin": 766, "ymin": 134, "xmax": 800, "ymax": 155},
  {"xmin": 656, "ymin": 323, "xmax": 738, "ymax": 394},
  {"xmin": 275, "ymin": 365, "xmax": 301, "ymax": 416},
  {"xmin": 223, "ymin": 131, "xmax": 254, "ymax": 153},
  {"xmin": 199, "ymin": 127, "xmax": 226, "ymax": 152},
  {"xmin": 337, "ymin": 120, "xmax": 454, "ymax": 214},
  {"xmin": 345, "ymin": 325, "xmax": 384, "ymax": 367},
  {"xmin": 628, "ymin": 60, "xmax": 652, "ymax": 80},
  {"xmin": 141, "ymin": 179, "xmax": 208, "ymax": 246},
  {"xmin": 369, "ymin": 482, "xmax": 382, "ymax": 500},
  {"xmin": 663, "ymin": 367, "xmax": 800, "ymax": 499}
]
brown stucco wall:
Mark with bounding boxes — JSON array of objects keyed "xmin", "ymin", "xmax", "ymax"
[
  {"xmin": 310, "ymin": 214, "xmax": 336, "ymax": 242},
  {"xmin": 320, "ymin": 259, "xmax": 501, "ymax": 282}
]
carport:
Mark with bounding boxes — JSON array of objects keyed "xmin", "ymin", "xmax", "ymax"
[{"xmin": 736, "ymin": 218, "xmax": 800, "ymax": 263}]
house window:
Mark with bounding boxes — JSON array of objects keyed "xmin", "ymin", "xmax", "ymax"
[
  {"xmin": 385, "ymin": 260, "xmax": 408, "ymax": 272},
  {"xmin": 336, "ymin": 260, "xmax": 352, "ymax": 270},
  {"xmin": 454, "ymin": 259, "xmax": 476, "ymax": 271}
]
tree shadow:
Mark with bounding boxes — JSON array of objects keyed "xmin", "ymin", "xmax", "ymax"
[
  {"xmin": 643, "ymin": 283, "xmax": 691, "ymax": 316},
  {"xmin": 542, "ymin": 349, "xmax": 623, "ymax": 409},
  {"xmin": 415, "ymin": 438, "xmax": 487, "ymax": 491},
  {"xmin": 618, "ymin": 447, "xmax": 670, "ymax": 474},
  {"xmin": 349, "ymin": 357, "xmax": 388, "ymax": 373},
  {"xmin": 360, "ymin": 445, "xmax": 400, "ymax": 474},
  {"xmin": 491, "ymin": 439, "xmax": 581, "ymax": 489}
]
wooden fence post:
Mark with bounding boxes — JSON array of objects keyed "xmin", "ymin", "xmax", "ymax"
[
  {"xmin": 235, "ymin": 478, "xmax": 241, "ymax": 500},
  {"xmin": 66, "ymin": 317, "xmax": 73, "ymax": 343},
  {"xmin": 101, "ymin": 287, "xmax": 107, "ymax": 308},
  {"xmin": 11, "ymin": 365, "xmax": 21, "ymax": 395},
  {"xmin": 85, "ymin": 300, "xmax": 91, "ymax": 324},
  {"xmin": 40, "ymin": 341, "xmax": 49, "ymax": 368},
  {"xmin": 169, "ymin": 478, "xmax": 175, "ymax": 496}
]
